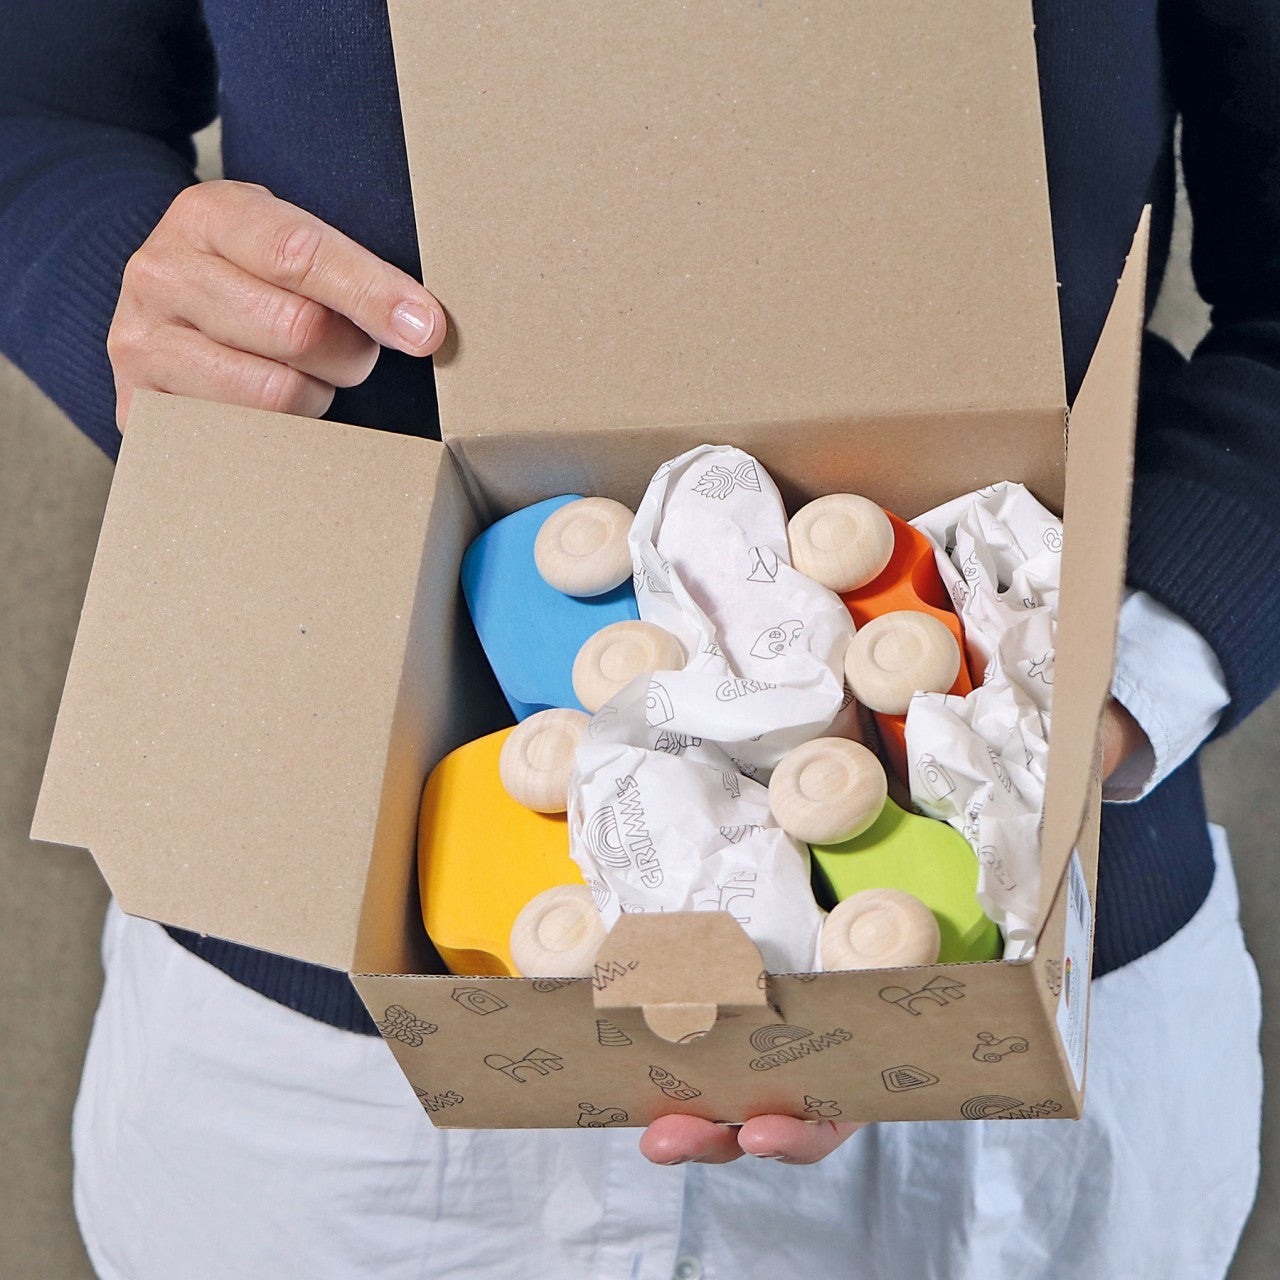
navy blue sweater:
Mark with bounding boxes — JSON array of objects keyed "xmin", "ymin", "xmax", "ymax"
[{"xmin": 4, "ymin": 2, "xmax": 1279, "ymax": 1034}]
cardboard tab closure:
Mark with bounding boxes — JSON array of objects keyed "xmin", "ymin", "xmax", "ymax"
[{"xmin": 591, "ymin": 912, "xmax": 770, "ymax": 1044}]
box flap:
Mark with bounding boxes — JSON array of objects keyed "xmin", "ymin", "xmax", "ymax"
[
  {"xmin": 591, "ymin": 912, "xmax": 770, "ymax": 1044},
  {"xmin": 31, "ymin": 393, "xmax": 476, "ymax": 973},
  {"xmin": 389, "ymin": 0, "xmax": 1065, "ymax": 446},
  {"xmin": 1037, "ymin": 211, "xmax": 1150, "ymax": 922}
]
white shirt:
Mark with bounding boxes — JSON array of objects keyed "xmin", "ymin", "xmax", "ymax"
[
  {"xmin": 73, "ymin": 830, "xmax": 1260, "ymax": 1280},
  {"xmin": 1106, "ymin": 590, "xmax": 1230, "ymax": 801}
]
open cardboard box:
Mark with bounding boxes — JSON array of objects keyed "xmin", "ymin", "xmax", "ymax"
[{"xmin": 32, "ymin": 0, "xmax": 1146, "ymax": 1128}]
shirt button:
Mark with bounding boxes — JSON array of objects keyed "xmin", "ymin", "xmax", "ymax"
[{"xmin": 673, "ymin": 1258, "xmax": 703, "ymax": 1280}]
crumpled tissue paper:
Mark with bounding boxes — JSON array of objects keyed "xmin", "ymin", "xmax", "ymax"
[
  {"xmin": 906, "ymin": 481, "xmax": 1061, "ymax": 958},
  {"xmin": 568, "ymin": 445, "xmax": 852, "ymax": 971}
]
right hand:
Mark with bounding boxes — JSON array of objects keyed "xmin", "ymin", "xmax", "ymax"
[{"xmin": 107, "ymin": 179, "xmax": 447, "ymax": 431}]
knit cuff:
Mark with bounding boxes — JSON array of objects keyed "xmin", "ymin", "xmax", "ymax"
[
  {"xmin": 1125, "ymin": 468, "xmax": 1280, "ymax": 737},
  {"xmin": 0, "ymin": 118, "xmax": 199, "ymax": 458}
]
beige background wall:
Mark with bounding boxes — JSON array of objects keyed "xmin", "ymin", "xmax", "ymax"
[{"xmin": 1, "ymin": 138, "xmax": 1277, "ymax": 1277}]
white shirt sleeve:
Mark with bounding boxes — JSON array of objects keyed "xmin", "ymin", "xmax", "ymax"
[{"xmin": 1104, "ymin": 589, "xmax": 1230, "ymax": 802}]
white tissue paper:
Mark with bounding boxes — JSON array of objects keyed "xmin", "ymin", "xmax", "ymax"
[
  {"xmin": 569, "ymin": 690, "xmax": 825, "ymax": 972},
  {"xmin": 568, "ymin": 445, "xmax": 851, "ymax": 971},
  {"xmin": 906, "ymin": 482, "xmax": 1062, "ymax": 959},
  {"xmin": 626, "ymin": 445, "xmax": 854, "ymax": 778}
]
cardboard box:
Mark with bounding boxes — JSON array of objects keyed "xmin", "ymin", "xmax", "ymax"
[{"xmin": 32, "ymin": 0, "xmax": 1147, "ymax": 1129}]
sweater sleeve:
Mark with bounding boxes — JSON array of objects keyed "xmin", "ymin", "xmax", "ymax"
[
  {"xmin": 1125, "ymin": 0, "xmax": 1280, "ymax": 735},
  {"xmin": 0, "ymin": 1, "xmax": 218, "ymax": 459}
]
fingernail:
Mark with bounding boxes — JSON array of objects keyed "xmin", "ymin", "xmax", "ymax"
[
  {"xmin": 658, "ymin": 1156, "xmax": 691, "ymax": 1165},
  {"xmin": 391, "ymin": 300, "xmax": 438, "ymax": 351},
  {"xmin": 751, "ymin": 1150, "xmax": 786, "ymax": 1160}
]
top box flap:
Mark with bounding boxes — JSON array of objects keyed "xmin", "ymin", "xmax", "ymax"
[
  {"xmin": 31, "ymin": 394, "xmax": 474, "ymax": 974},
  {"xmin": 389, "ymin": 0, "xmax": 1066, "ymax": 443}
]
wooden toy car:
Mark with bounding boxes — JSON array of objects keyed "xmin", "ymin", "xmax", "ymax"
[
  {"xmin": 461, "ymin": 496, "xmax": 640, "ymax": 720},
  {"xmin": 840, "ymin": 509, "xmax": 975, "ymax": 781},
  {"xmin": 418, "ymin": 726, "xmax": 586, "ymax": 976},
  {"xmin": 809, "ymin": 796, "xmax": 1002, "ymax": 964}
]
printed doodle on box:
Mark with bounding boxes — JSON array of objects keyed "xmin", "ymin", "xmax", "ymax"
[
  {"xmin": 649, "ymin": 1065, "xmax": 702, "ymax": 1101},
  {"xmin": 748, "ymin": 1024, "xmax": 852, "ymax": 1072},
  {"xmin": 972, "ymin": 1032, "xmax": 1030, "ymax": 1063},
  {"xmin": 377, "ymin": 1005, "xmax": 438, "ymax": 1047},
  {"xmin": 802, "ymin": 1096, "xmax": 843, "ymax": 1119},
  {"xmin": 484, "ymin": 1048, "xmax": 565, "ymax": 1083},
  {"xmin": 577, "ymin": 1103, "xmax": 629, "ymax": 1128},
  {"xmin": 751, "ymin": 1024, "xmax": 813, "ymax": 1052},
  {"xmin": 415, "ymin": 1087, "xmax": 463, "ymax": 1114},
  {"xmin": 961, "ymin": 1096, "xmax": 1063, "ymax": 1121},
  {"xmin": 1044, "ymin": 959, "xmax": 1063, "ymax": 998},
  {"xmin": 595, "ymin": 1018, "xmax": 633, "ymax": 1048},
  {"xmin": 881, "ymin": 1065, "xmax": 940, "ymax": 1093},
  {"xmin": 532, "ymin": 977, "xmax": 575, "ymax": 993},
  {"xmin": 592, "ymin": 958, "xmax": 639, "ymax": 992},
  {"xmin": 451, "ymin": 987, "xmax": 508, "ymax": 1016},
  {"xmin": 879, "ymin": 975, "xmax": 966, "ymax": 1016}
]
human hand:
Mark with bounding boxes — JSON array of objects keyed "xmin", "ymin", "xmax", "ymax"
[
  {"xmin": 1101, "ymin": 696, "xmax": 1147, "ymax": 780},
  {"xmin": 107, "ymin": 179, "xmax": 446, "ymax": 430},
  {"xmin": 640, "ymin": 1112, "xmax": 864, "ymax": 1166}
]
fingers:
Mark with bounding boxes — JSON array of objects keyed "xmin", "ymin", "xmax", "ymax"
[
  {"xmin": 1101, "ymin": 697, "xmax": 1147, "ymax": 780},
  {"xmin": 737, "ymin": 1115, "xmax": 864, "ymax": 1165},
  {"xmin": 110, "ymin": 179, "xmax": 442, "ymax": 429},
  {"xmin": 175, "ymin": 182, "xmax": 447, "ymax": 354},
  {"xmin": 640, "ymin": 1113, "xmax": 865, "ymax": 1166},
  {"xmin": 160, "ymin": 254, "xmax": 381, "ymax": 388},
  {"xmin": 640, "ymin": 1115, "xmax": 744, "ymax": 1165},
  {"xmin": 111, "ymin": 325, "xmax": 335, "ymax": 430}
]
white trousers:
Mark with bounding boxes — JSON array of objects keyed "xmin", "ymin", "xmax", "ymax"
[{"xmin": 73, "ymin": 827, "xmax": 1262, "ymax": 1280}]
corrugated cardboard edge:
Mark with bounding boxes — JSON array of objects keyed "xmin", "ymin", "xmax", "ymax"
[{"xmin": 1037, "ymin": 209, "xmax": 1151, "ymax": 924}]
